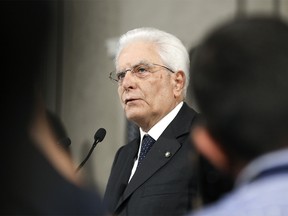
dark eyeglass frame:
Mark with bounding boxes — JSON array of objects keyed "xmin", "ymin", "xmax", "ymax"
[{"xmin": 109, "ymin": 62, "xmax": 175, "ymax": 84}]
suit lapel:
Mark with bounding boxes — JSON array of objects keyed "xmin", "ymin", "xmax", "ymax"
[
  {"xmin": 118, "ymin": 138, "xmax": 140, "ymax": 187},
  {"xmin": 121, "ymin": 137, "xmax": 180, "ymax": 201},
  {"xmin": 106, "ymin": 138, "xmax": 139, "ymax": 213},
  {"xmin": 117, "ymin": 139, "xmax": 139, "ymax": 185},
  {"xmin": 115, "ymin": 103, "xmax": 197, "ymax": 211}
]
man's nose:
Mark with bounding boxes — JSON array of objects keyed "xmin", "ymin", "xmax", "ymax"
[{"xmin": 121, "ymin": 70, "xmax": 136, "ymax": 89}]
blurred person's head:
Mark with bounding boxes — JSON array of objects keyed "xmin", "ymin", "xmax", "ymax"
[
  {"xmin": 191, "ymin": 17, "xmax": 288, "ymax": 175},
  {"xmin": 46, "ymin": 109, "xmax": 71, "ymax": 153},
  {"xmin": 110, "ymin": 27, "xmax": 189, "ymax": 131}
]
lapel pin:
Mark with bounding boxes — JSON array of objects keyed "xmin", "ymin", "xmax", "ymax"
[{"xmin": 165, "ymin": 151, "xmax": 171, "ymax": 158}]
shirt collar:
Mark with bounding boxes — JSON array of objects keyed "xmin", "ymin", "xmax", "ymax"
[
  {"xmin": 236, "ymin": 148, "xmax": 288, "ymax": 186},
  {"xmin": 139, "ymin": 102, "xmax": 183, "ymax": 141}
]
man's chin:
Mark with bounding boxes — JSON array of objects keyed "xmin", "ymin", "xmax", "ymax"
[{"xmin": 125, "ymin": 110, "xmax": 144, "ymax": 124}]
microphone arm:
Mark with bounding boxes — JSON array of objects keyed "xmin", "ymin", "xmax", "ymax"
[
  {"xmin": 76, "ymin": 140, "xmax": 98, "ymax": 172},
  {"xmin": 76, "ymin": 128, "xmax": 106, "ymax": 172}
]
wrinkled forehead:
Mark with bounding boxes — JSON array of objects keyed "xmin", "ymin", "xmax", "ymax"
[{"xmin": 116, "ymin": 41, "xmax": 163, "ymax": 71}]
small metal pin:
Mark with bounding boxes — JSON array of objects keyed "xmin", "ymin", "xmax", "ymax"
[{"xmin": 165, "ymin": 151, "xmax": 171, "ymax": 158}]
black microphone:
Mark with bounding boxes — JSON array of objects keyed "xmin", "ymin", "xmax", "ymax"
[{"xmin": 76, "ymin": 128, "xmax": 106, "ymax": 172}]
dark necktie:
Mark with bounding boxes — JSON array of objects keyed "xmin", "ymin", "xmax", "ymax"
[{"xmin": 137, "ymin": 134, "xmax": 155, "ymax": 167}]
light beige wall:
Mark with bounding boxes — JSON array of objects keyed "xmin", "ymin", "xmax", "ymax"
[
  {"xmin": 117, "ymin": 0, "xmax": 236, "ymax": 53},
  {"xmin": 61, "ymin": 0, "xmax": 124, "ymax": 194},
  {"xmin": 59, "ymin": 0, "xmax": 288, "ymax": 195},
  {"xmin": 281, "ymin": 0, "xmax": 288, "ymax": 20}
]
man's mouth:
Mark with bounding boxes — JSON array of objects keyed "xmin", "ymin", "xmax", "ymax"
[{"xmin": 125, "ymin": 98, "xmax": 138, "ymax": 104}]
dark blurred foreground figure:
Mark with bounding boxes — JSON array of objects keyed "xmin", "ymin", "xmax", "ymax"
[
  {"xmin": 46, "ymin": 109, "xmax": 72, "ymax": 153},
  {"xmin": 0, "ymin": 1, "xmax": 106, "ymax": 215},
  {"xmin": 188, "ymin": 17, "xmax": 288, "ymax": 216},
  {"xmin": 189, "ymin": 48, "xmax": 233, "ymax": 205}
]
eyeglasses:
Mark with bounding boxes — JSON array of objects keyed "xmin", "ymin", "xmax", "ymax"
[{"xmin": 109, "ymin": 63, "xmax": 174, "ymax": 84}]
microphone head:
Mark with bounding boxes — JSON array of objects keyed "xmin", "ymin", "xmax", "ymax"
[{"xmin": 94, "ymin": 128, "xmax": 106, "ymax": 142}]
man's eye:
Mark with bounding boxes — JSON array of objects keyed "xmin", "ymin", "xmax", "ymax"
[
  {"xmin": 136, "ymin": 66, "xmax": 149, "ymax": 74},
  {"xmin": 117, "ymin": 72, "xmax": 126, "ymax": 81}
]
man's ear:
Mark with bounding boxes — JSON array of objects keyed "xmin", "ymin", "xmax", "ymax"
[
  {"xmin": 192, "ymin": 126, "xmax": 229, "ymax": 171},
  {"xmin": 173, "ymin": 70, "xmax": 185, "ymax": 98}
]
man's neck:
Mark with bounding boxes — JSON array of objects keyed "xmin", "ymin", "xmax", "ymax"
[{"xmin": 140, "ymin": 102, "xmax": 184, "ymax": 140}]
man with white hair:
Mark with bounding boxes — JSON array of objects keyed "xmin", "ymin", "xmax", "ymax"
[{"xmin": 103, "ymin": 27, "xmax": 199, "ymax": 216}]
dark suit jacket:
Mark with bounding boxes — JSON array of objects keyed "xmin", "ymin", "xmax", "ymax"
[{"xmin": 103, "ymin": 103, "xmax": 199, "ymax": 216}]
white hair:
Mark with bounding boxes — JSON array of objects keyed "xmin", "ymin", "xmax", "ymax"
[{"xmin": 115, "ymin": 27, "xmax": 190, "ymax": 98}]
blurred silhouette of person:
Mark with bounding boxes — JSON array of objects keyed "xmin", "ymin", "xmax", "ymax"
[
  {"xmin": 0, "ymin": 1, "xmax": 106, "ymax": 215},
  {"xmin": 188, "ymin": 17, "xmax": 288, "ymax": 215},
  {"xmin": 188, "ymin": 47, "xmax": 233, "ymax": 205},
  {"xmin": 46, "ymin": 109, "xmax": 71, "ymax": 153}
]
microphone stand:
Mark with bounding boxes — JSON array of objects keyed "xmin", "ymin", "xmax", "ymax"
[
  {"xmin": 75, "ymin": 128, "xmax": 106, "ymax": 172},
  {"xmin": 76, "ymin": 141, "xmax": 98, "ymax": 172}
]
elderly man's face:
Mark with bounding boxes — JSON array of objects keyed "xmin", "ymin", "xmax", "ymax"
[{"xmin": 117, "ymin": 41, "xmax": 182, "ymax": 131}]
